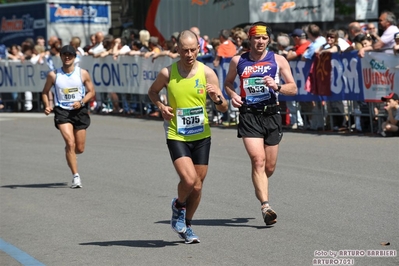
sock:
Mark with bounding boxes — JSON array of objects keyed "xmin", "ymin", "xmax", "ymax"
[
  {"xmin": 261, "ymin": 201, "xmax": 269, "ymax": 206},
  {"xmin": 73, "ymin": 173, "xmax": 80, "ymax": 178},
  {"xmin": 186, "ymin": 219, "xmax": 192, "ymax": 227},
  {"xmin": 175, "ymin": 199, "xmax": 186, "ymax": 209}
]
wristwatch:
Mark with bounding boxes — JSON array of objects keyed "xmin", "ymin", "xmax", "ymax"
[
  {"xmin": 80, "ymin": 100, "xmax": 84, "ymax": 106},
  {"xmin": 213, "ymin": 95, "xmax": 223, "ymax": 105},
  {"xmin": 276, "ymin": 85, "xmax": 282, "ymax": 92}
]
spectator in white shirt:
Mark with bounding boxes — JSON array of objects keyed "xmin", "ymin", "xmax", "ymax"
[
  {"xmin": 88, "ymin": 31, "xmax": 105, "ymax": 56},
  {"xmin": 358, "ymin": 11, "xmax": 399, "ymax": 57}
]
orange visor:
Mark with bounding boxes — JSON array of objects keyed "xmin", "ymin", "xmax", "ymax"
[{"xmin": 248, "ymin": 25, "xmax": 268, "ymax": 37}]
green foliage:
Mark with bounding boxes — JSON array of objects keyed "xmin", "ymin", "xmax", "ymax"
[{"xmin": 335, "ymin": 0, "xmax": 355, "ymax": 16}]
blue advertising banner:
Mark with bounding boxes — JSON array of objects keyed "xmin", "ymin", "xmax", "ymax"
[
  {"xmin": 0, "ymin": 3, "xmax": 47, "ymax": 47},
  {"xmin": 329, "ymin": 51, "xmax": 364, "ymax": 101},
  {"xmin": 48, "ymin": 3, "xmax": 110, "ymax": 24},
  {"xmin": 279, "ymin": 51, "xmax": 365, "ymax": 102},
  {"xmin": 1, "ymin": 52, "xmax": 398, "ymax": 101},
  {"xmin": 280, "ymin": 59, "xmax": 322, "ymax": 101}
]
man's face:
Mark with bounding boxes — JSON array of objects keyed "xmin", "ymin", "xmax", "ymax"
[
  {"xmin": 61, "ymin": 53, "xmax": 75, "ymax": 66},
  {"xmin": 291, "ymin": 36, "xmax": 300, "ymax": 45},
  {"xmin": 378, "ymin": 13, "xmax": 389, "ymax": 30},
  {"xmin": 37, "ymin": 38, "xmax": 45, "ymax": 46},
  {"xmin": 388, "ymin": 99, "xmax": 399, "ymax": 107},
  {"xmin": 95, "ymin": 33, "xmax": 103, "ymax": 44},
  {"xmin": 367, "ymin": 24, "xmax": 377, "ymax": 35},
  {"xmin": 178, "ymin": 37, "xmax": 199, "ymax": 66},
  {"xmin": 250, "ymin": 35, "xmax": 269, "ymax": 54},
  {"xmin": 348, "ymin": 23, "xmax": 359, "ymax": 38},
  {"xmin": 48, "ymin": 37, "xmax": 58, "ymax": 46}
]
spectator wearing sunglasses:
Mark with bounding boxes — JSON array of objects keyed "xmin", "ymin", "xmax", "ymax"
[{"xmin": 366, "ymin": 22, "xmax": 380, "ymax": 43}]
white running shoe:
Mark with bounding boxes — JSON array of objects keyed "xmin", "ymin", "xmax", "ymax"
[
  {"xmin": 262, "ymin": 205, "xmax": 277, "ymax": 225},
  {"xmin": 71, "ymin": 175, "xmax": 82, "ymax": 188}
]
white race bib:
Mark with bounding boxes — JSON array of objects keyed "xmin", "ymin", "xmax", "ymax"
[
  {"xmin": 243, "ymin": 77, "xmax": 270, "ymax": 104},
  {"xmin": 59, "ymin": 87, "xmax": 82, "ymax": 101},
  {"xmin": 176, "ymin": 106, "xmax": 205, "ymax": 135}
]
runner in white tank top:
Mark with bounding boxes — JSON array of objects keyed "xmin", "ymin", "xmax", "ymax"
[{"xmin": 42, "ymin": 45, "xmax": 96, "ymax": 189}]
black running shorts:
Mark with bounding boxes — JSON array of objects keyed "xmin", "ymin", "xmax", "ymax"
[
  {"xmin": 237, "ymin": 112, "xmax": 283, "ymax": 146},
  {"xmin": 54, "ymin": 106, "xmax": 91, "ymax": 130},
  {"xmin": 167, "ymin": 137, "xmax": 211, "ymax": 164}
]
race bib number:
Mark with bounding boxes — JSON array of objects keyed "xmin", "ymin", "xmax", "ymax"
[
  {"xmin": 60, "ymin": 87, "xmax": 81, "ymax": 101},
  {"xmin": 243, "ymin": 77, "xmax": 270, "ymax": 104},
  {"xmin": 176, "ymin": 106, "xmax": 205, "ymax": 136}
]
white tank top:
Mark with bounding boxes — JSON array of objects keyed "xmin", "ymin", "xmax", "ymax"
[{"xmin": 53, "ymin": 66, "xmax": 85, "ymax": 110}]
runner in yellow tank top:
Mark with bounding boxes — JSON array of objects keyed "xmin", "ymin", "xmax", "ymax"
[
  {"xmin": 166, "ymin": 61, "xmax": 210, "ymax": 141},
  {"xmin": 148, "ymin": 30, "xmax": 228, "ymax": 244}
]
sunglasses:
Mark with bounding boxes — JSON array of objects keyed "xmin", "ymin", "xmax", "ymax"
[
  {"xmin": 327, "ymin": 35, "xmax": 335, "ymax": 39},
  {"xmin": 61, "ymin": 53, "xmax": 75, "ymax": 57}
]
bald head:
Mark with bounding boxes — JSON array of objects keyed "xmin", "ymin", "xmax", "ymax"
[
  {"xmin": 178, "ymin": 30, "xmax": 199, "ymax": 46},
  {"xmin": 48, "ymin": 36, "xmax": 58, "ymax": 46},
  {"xmin": 190, "ymin": 27, "xmax": 200, "ymax": 36},
  {"xmin": 95, "ymin": 31, "xmax": 104, "ymax": 43},
  {"xmin": 348, "ymin": 22, "xmax": 362, "ymax": 35}
]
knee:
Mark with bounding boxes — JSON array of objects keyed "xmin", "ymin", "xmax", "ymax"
[
  {"xmin": 75, "ymin": 143, "xmax": 85, "ymax": 154},
  {"xmin": 180, "ymin": 177, "xmax": 196, "ymax": 189},
  {"xmin": 192, "ymin": 181, "xmax": 203, "ymax": 195},
  {"xmin": 65, "ymin": 142, "xmax": 75, "ymax": 151},
  {"xmin": 180, "ymin": 175, "xmax": 203, "ymax": 193},
  {"xmin": 75, "ymin": 147, "xmax": 84, "ymax": 154},
  {"xmin": 251, "ymin": 156, "xmax": 266, "ymax": 169}
]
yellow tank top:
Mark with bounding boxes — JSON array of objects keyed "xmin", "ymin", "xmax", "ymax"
[{"xmin": 165, "ymin": 62, "xmax": 210, "ymax": 141}]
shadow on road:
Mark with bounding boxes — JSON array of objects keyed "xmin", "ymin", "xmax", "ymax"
[
  {"xmin": 155, "ymin": 217, "xmax": 271, "ymax": 229},
  {"xmin": 80, "ymin": 240, "xmax": 181, "ymax": 248},
  {"xmin": 1, "ymin": 183, "xmax": 68, "ymax": 189}
]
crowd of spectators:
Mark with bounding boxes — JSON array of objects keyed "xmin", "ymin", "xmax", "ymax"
[
  {"xmin": 270, "ymin": 11, "xmax": 398, "ymax": 134},
  {"xmin": 0, "ymin": 11, "xmax": 398, "ymax": 135}
]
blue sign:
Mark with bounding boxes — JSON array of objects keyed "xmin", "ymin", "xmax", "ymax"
[
  {"xmin": 49, "ymin": 3, "xmax": 110, "ymax": 24},
  {"xmin": 0, "ymin": 3, "xmax": 47, "ymax": 47}
]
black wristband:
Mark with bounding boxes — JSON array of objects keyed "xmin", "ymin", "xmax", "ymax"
[
  {"xmin": 276, "ymin": 85, "xmax": 281, "ymax": 92},
  {"xmin": 213, "ymin": 95, "xmax": 223, "ymax": 105}
]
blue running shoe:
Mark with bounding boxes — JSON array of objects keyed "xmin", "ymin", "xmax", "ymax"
[
  {"xmin": 183, "ymin": 227, "xmax": 200, "ymax": 244},
  {"xmin": 171, "ymin": 198, "xmax": 186, "ymax": 233}
]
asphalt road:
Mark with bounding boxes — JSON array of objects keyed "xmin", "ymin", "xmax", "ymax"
[{"xmin": 0, "ymin": 113, "xmax": 398, "ymax": 266}]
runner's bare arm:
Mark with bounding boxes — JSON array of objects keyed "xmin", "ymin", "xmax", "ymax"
[
  {"xmin": 81, "ymin": 69, "xmax": 96, "ymax": 105},
  {"xmin": 204, "ymin": 65, "xmax": 228, "ymax": 113},
  {"xmin": 148, "ymin": 66, "xmax": 174, "ymax": 120},
  {"xmin": 275, "ymin": 54, "xmax": 297, "ymax": 96},
  {"xmin": 41, "ymin": 71, "xmax": 56, "ymax": 115},
  {"xmin": 224, "ymin": 55, "xmax": 243, "ymax": 108}
]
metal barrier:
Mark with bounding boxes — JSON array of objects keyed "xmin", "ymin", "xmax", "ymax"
[{"xmin": 0, "ymin": 91, "xmax": 387, "ymax": 135}]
